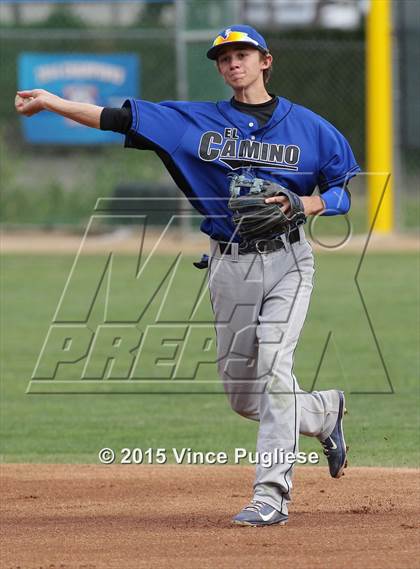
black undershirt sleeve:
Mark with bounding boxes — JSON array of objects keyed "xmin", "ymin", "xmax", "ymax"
[{"xmin": 100, "ymin": 106, "xmax": 133, "ymax": 134}]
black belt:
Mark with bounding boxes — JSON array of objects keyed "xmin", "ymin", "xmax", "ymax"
[{"xmin": 218, "ymin": 228, "xmax": 300, "ymax": 255}]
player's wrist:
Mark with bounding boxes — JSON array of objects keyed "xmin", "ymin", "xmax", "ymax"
[
  {"xmin": 302, "ymin": 195, "xmax": 325, "ymax": 216},
  {"xmin": 313, "ymin": 195, "xmax": 326, "ymax": 215},
  {"xmin": 43, "ymin": 93, "xmax": 66, "ymax": 113}
]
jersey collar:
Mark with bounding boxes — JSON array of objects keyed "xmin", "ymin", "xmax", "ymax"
[{"xmin": 217, "ymin": 96, "xmax": 293, "ymax": 132}]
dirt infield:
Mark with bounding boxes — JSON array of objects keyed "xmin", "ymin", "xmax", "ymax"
[{"xmin": 1, "ymin": 465, "xmax": 419, "ymax": 569}]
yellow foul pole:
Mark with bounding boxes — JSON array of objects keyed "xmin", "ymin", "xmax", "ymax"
[{"xmin": 366, "ymin": 0, "xmax": 394, "ymax": 233}]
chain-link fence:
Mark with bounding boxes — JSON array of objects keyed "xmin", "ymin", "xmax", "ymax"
[
  {"xmin": 0, "ymin": 0, "xmax": 418, "ymax": 232},
  {"xmin": 395, "ymin": 1, "xmax": 420, "ymax": 230}
]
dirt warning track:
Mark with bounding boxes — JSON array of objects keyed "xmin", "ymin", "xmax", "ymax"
[{"xmin": 1, "ymin": 228, "xmax": 419, "ymax": 254}]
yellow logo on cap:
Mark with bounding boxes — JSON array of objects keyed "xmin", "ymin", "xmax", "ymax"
[{"xmin": 213, "ymin": 28, "xmax": 259, "ymax": 48}]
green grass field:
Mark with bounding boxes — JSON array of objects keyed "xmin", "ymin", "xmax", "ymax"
[{"xmin": 1, "ymin": 250, "xmax": 418, "ymax": 467}]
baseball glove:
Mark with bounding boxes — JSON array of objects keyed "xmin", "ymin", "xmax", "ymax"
[{"xmin": 228, "ymin": 177, "xmax": 306, "ymax": 241}]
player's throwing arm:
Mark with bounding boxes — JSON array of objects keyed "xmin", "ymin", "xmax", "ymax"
[{"xmin": 15, "ymin": 89, "xmax": 103, "ymax": 127}]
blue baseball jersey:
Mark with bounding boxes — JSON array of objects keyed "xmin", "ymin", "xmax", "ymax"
[{"xmin": 123, "ymin": 96, "xmax": 360, "ymax": 241}]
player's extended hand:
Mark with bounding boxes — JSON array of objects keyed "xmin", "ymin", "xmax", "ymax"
[
  {"xmin": 265, "ymin": 194, "xmax": 325, "ymax": 216},
  {"xmin": 14, "ymin": 89, "xmax": 60, "ymax": 117}
]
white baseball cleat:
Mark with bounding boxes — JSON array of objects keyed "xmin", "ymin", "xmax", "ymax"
[{"xmin": 232, "ymin": 501, "xmax": 288, "ymax": 526}]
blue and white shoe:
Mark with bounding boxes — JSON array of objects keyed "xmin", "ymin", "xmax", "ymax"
[
  {"xmin": 232, "ymin": 501, "xmax": 288, "ymax": 527},
  {"xmin": 320, "ymin": 390, "xmax": 348, "ymax": 478}
]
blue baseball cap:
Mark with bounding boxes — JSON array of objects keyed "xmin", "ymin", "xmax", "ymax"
[{"xmin": 207, "ymin": 25, "xmax": 269, "ymax": 60}]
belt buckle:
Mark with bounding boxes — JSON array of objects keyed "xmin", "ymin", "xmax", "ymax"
[{"xmin": 255, "ymin": 239, "xmax": 269, "ymax": 254}]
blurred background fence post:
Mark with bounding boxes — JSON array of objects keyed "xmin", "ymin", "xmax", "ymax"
[{"xmin": 0, "ymin": 0, "xmax": 418, "ymax": 235}]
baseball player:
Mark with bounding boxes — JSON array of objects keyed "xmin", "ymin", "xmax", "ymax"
[{"xmin": 16, "ymin": 25, "xmax": 359, "ymax": 527}]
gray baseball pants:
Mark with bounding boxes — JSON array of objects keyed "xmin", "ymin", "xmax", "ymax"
[{"xmin": 208, "ymin": 229, "xmax": 340, "ymax": 515}]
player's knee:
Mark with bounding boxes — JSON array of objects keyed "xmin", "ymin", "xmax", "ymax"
[
  {"xmin": 227, "ymin": 391, "xmax": 259, "ymax": 420},
  {"xmin": 228, "ymin": 394, "xmax": 247, "ymax": 415}
]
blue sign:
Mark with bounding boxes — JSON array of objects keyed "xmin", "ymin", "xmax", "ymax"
[{"xmin": 18, "ymin": 53, "xmax": 139, "ymax": 144}]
